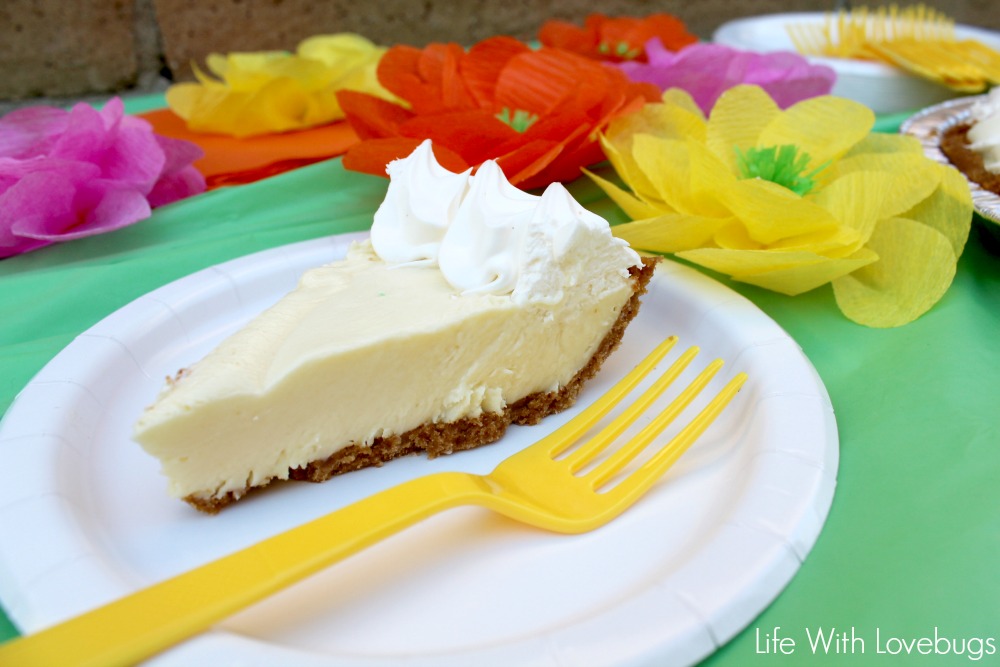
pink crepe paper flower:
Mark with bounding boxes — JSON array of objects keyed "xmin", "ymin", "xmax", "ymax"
[
  {"xmin": 0, "ymin": 98, "xmax": 205, "ymax": 259},
  {"xmin": 618, "ymin": 40, "xmax": 836, "ymax": 114}
]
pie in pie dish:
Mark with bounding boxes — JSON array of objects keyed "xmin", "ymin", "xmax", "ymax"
[{"xmin": 940, "ymin": 88, "xmax": 1000, "ymax": 197}]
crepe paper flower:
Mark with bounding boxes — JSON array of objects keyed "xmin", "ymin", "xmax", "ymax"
[
  {"xmin": 140, "ymin": 107, "xmax": 359, "ymax": 189},
  {"xmin": 618, "ymin": 41, "xmax": 837, "ymax": 114},
  {"xmin": 588, "ymin": 85, "xmax": 972, "ymax": 327},
  {"xmin": 0, "ymin": 98, "xmax": 205, "ymax": 259},
  {"xmin": 538, "ymin": 13, "xmax": 698, "ymax": 62},
  {"xmin": 166, "ymin": 33, "xmax": 392, "ymax": 138},
  {"xmin": 337, "ymin": 36, "xmax": 660, "ymax": 190}
]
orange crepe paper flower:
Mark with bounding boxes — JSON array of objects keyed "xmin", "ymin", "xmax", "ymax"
[
  {"xmin": 538, "ymin": 13, "xmax": 699, "ymax": 62},
  {"xmin": 337, "ymin": 36, "xmax": 660, "ymax": 190},
  {"xmin": 140, "ymin": 108, "xmax": 358, "ymax": 189}
]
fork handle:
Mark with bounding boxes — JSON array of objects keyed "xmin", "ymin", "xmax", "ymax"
[{"xmin": 0, "ymin": 471, "xmax": 486, "ymax": 667}]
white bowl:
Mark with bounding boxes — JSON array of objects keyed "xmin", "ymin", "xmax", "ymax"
[{"xmin": 712, "ymin": 12, "xmax": 1000, "ymax": 115}]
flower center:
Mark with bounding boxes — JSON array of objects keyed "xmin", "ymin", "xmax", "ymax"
[
  {"xmin": 735, "ymin": 144, "xmax": 827, "ymax": 196},
  {"xmin": 495, "ymin": 107, "xmax": 539, "ymax": 133},
  {"xmin": 597, "ymin": 41, "xmax": 642, "ymax": 59}
]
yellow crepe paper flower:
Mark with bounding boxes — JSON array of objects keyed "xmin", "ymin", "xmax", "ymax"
[
  {"xmin": 166, "ymin": 33, "xmax": 393, "ymax": 138},
  {"xmin": 589, "ymin": 85, "xmax": 973, "ymax": 327}
]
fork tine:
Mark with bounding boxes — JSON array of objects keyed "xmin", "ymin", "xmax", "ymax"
[
  {"xmin": 786, "ymin": 21, "xmax": 826, "ymax": 57},
  {"xmin": 607, "ymin": 372, "xmax": 748, "ymax": 501},
  {"xmin": 539, "ymin": 335, "xmax": 679, "ymax": 459},
  {"xmin": 563, "ymin": 345, "xmax": 700, "ymax": 472},
  {"xmin": 584, "ymin": 357, "xmax": 725, "ymax": 489},
  {"xmin": 786, "ymin": 23, "xmax": 812, "ymax": 56}
]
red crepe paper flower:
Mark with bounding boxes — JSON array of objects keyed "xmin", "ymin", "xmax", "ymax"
[
  {"xmin": 0, "ymin": 98, "xmax": 205, "ymax": 259},
  {"xmin": 337, "ymin": 36, "xmax": 660, "ymax": 190},
  {"xmin": 538, "ymin": 13, "xmax": 698, "ymax": 63}
]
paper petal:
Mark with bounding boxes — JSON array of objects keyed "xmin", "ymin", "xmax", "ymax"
[
  {"xmin": 713, "ymin": 222, "xmax": 762, "ymax": 250},
  {"xmin": 461, "ymin": 37, "xmax": 530, "ymax": 107},
  {"xmin": 20, "ymin": 185, "xmax": 151, "ymax": 241},
  {"xmin": 630, "ymin": 134, "xmax": 700, "ymax": 214},
  {"xmin": 832, "ymin": 217, "xmax": 958, "ymax": 327},
  {"xmin": 622, "ymin": 43, "xmax": 725, "ymax": 110},
  {"xmin": 298, "ymin": 33, "xmax": 368, "ymax": 63},
  {"xmin": 757, "ymin": 93, "xmax": 874, "ymax": 170},
  {"xmin": 141, "ymin": 108, "xmax": 355, "ymax": 190},
  {"xmin": 705, "ymin": 85, "xmax": 780, "ymax": 173},
  {"xmin": 613, "ymin": 213, "xmax": 731, "ymax": 253},
  {"xmin": 809, "ymin": 171, "xmax": 915, "ymax": 252},
  {"xmin": 679, "ymin": 246, "xmax": 878, "ymax": 295},
  {"xmin": 342, "ymin": 137, "xmax": 469, "ymax": 177},
  {"xmin": 1, "ymin": 165, "xmax": 150, "ymax": 245},
  {"xmin": 599, "ymin": 118, "xmax": 669, "ymax": 207},
  {"xmin": 48, "ymin": 102, "xmax": 108, "ymax": 164},
  {"xmin": 0, "ymin": 166, "xmax": 77, "ymax": 252},
  {"xmin": 100, "ymin": 116, "xmax": 168, "ymax": 194},
  {"xmin": 495, "ymin": 47, "xmax": 593, "ymax": 116},
  {"xmin": 660, "ymin": 87, "xmax": 705, "ymax": 118},
  {"xmin": 0, "ymin": 105, "xmax": 68, "ymax": 159},
  {"xmin": 837, "ymin": 128, "xmax": 924, "ymax": 161},
  {"xmin": 686, "ymin": 136, "xmax": 739, "ymax": 218},
  {"xmin": 621, "ymin": 43, "xmax": 834, "ymax": 114},
  {"xmin": 399, "ymin": 110, "xmax": 519, "ymax": 165},
  {"xmin": 379, "ymin": 43, "xmax": 473, "ymax": 115},
  {"xmin": 336, "ymin": 89, "xmax": 414, "ymax": 140},
  {"xmin": 494, "ymin": 139, "xmax": 564, "ymax": 188},
  {"xmin": 712, "ymin": 178, "xmax": 842, "ymax": 244},
  {"xmin": 825, "ymin": 141, "xmax": 935, "ymax": 186},
  {"xmin": 607, "ymin": 89, "xmax": 706, "ymax": 143},
  {"xmin": 583, "ymin": 166, "xmax": 664, "ymax": 220},
  {"xmin": 373, "ymin": 45, "xmax": 426, "ymax": 104},
  {"xmin": 163, "ymin": 82, "xmax": 202, "ymax": 121},
  {"xmin": 897, "ymin": 163, "xmax": 973, "ymax": 258},
  {"xmin": 147, "ymin": 166, "xmax": 206, "ymax": 208},
  {"xmin": 744, "ymin": 51, "xmax": 836, "ymax": 108},
  {"xmin": 168, "ymin": 34, "xmax": 389, "ymax": 138}
]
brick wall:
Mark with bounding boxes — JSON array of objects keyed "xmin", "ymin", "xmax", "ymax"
[{"xmin": 2, "ymin": 0, "xmax": 998, "ymax": 103}]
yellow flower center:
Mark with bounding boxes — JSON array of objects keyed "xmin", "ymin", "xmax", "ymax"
[{"xmin": 735, "ymin": 144, "xmax": 827, "ymax": 196}]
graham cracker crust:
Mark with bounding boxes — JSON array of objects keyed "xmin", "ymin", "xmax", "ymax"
[
  {"xmin": 940, "ymin": 123, "xmax": 1000, "ymax": 196},
  {"xmin": 186, "ymin": 257, "xmax": 659, "ymax": 513}
]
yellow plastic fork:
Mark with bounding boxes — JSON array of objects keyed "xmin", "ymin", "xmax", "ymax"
[{"xmin": 0, "ymin": 336, "xmax": 747, "ymax": 667}]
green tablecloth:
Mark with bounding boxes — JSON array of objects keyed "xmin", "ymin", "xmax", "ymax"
[{"xmin": 0, "ymin": 100, "xmax": 998, "ymax": 665}]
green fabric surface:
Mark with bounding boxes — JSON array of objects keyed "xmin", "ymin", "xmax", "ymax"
[
  {"xmin": 698, "ymin": 222, "xmax": 1000, "ymax": 665},
  {"xmin": 1, "ymin": 99, "xmax": 998, "ymax": 665}
]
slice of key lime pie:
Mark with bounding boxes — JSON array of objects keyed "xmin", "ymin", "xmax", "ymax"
[{"xmin": 134, "ymin": 140, "xmax": 657, "ymax": 512}]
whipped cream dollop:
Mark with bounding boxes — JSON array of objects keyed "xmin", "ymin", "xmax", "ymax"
[
  {"xmin": 437, "ymin": 160, "xmax": 540, "ymax": 294},
  {"xmin": 968, "ymin": 88, "xmax": 1000, "ymax": 174},
  {"xmin": 369, "ymin": 139, "xmax": 640, "ymax": 301},
  {"xmin": 371, "ymin": 140, "xmax": 471, "ymax": 264}
]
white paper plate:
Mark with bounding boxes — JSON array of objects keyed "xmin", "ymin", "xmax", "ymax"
[
  {"xmin": 713, "ymin": 12, "xmax": 1000, "ymax": 114},
  {"xmin": 0, "ymin": 233, "xmax": 838, "ymax": 667}
]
